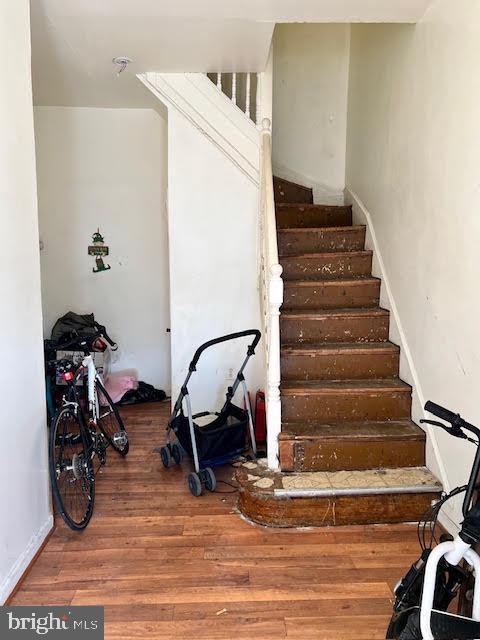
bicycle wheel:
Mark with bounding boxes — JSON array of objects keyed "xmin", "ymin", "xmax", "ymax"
[
  {"xmin": 95, "ymin": 379, "xmax": 129, "ymax": 456},
  {"xmin": 49, "ymin": 406, "xmax": 95, "ymax": 530}
]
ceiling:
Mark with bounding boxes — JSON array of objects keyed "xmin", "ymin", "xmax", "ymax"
[{"xmin": 30, "ymin": 0, "xmax": 434, "ymax": 108}]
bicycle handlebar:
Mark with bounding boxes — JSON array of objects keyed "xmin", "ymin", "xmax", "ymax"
[
  {"xmin": 424, "ymin": 401, "xmax": 458, "ymax": 424},
  {"xmin": 50, "ymin": 328, "xmax": 118, "ymax": 353},
  {"xmin": 424, "ymin": 400, "xmax": 480, "ymax": 517},
  {"xmin": 424, "ymin": 401, "xmax": 480, "ymax": 440}
]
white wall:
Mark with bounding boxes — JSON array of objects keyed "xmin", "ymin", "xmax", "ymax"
[
  {"xmin": 168, "ymin": 108, "xmax": 263, "ymax": 413},
  {"xmin": 35, "ymin": 107, "xmax": 170, "ymax": 391},
  {"xmin": 0, "ymin": 0, "xmax": 52, "ymax": 603},
  {"xmin": 346, "ymin": 0, "xmax": 480, "ymax": 530},
  {"xmin": 272, "ymin": 24, "xmax": 350, "ymax": 203}
]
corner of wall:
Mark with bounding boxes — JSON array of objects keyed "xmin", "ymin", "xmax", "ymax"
[
  {"xmin": 0, "ymin": 515, "xmax": 53, "ymax": 605},
  {"xmin": 344, "ymin": 187, "xmax": 451, "ymax": 508}
]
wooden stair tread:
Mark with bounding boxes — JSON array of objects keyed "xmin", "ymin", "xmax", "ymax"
[
  {"xmin": 283, "ymin": 277, "xmax": 380, "ymax": 287},
  {"xmin": 276, "ymin": 203, "xmax": 352, "ymax": 212},
  {"xmin": 281, "ymin": 378, "xmax": 411, "ymax": 394},
  {"xmin": 281, "ymin": 250, "xmax": 373, "ymax": 259},
  {"xmin": 279, "ymin": 420, "xmax": 425, "ymax": 442},
  {"xmin": 278, "ymin": 226, "xmax": 367, "ymax": 256},
  {"xmin": 273, "ymin": 176, "xmax": 313, "ymax": 204},
  {"xmin": 281, "ymin": 307, "xmax": 389, "ymax": 319},
  {"xmin": 279, "ymin": 225, "xmax": 366, "ymax": 233},
  {"xmin": 281, "ymin": 342, "xmax": 399, "ymax": 355}
]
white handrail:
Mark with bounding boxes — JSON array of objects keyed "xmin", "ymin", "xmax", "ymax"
[{"xmin": 259, "ymin": 117, "xmax": 283, "ymax": 469}]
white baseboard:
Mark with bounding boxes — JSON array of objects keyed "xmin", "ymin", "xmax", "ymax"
[
  {"xmin": 0, "ymin": 515, "xmax": 54, "ymax": 604},
  {"xmin": 438, "ymin": 510, "xmax": 460, "ymax": 536},
  {"xmin": 345, "ymin": 187, "xmax": 451, "ymax": 526},
  {"xmin": 273, "ymin": 163, "xmax": 345, "ymax": 205}
]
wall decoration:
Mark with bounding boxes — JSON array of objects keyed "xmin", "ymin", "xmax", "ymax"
[{"xmin": 88, "ymin": 228, "xmax": 111, "ymax": 273}]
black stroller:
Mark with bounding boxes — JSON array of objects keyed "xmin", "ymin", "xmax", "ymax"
[{"xmin": 157, "ymin": 330, "xmax": 261, "ymax": 496}]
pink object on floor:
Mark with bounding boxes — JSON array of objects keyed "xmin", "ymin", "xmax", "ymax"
[{"xmin": 103, "ymin": 371, "xmax": 138, "ymax": 404}]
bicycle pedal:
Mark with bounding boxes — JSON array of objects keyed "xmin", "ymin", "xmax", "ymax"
[{"xmin": 113, "ymin": 431, "xmax": 128, "ymax": 447}]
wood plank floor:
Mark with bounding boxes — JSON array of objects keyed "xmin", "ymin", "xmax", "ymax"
[{"xmin": 10, "ymin": 402, "xmax": 422, "ymax": 639}]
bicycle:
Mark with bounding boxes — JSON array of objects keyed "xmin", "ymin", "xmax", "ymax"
[
  {"xmin": 387, "ymin": 401, "xmax": 480, "ymax": 639},
  {"xmin": 48, "ymin": 331, "xmax": 129, "ymax": 530}
]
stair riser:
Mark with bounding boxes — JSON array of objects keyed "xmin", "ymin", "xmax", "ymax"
[
  {"xmin": 281, "ymin": 391, "xmax": 412, "ymax": 423},
  {"xmin": 274, "ymin": 177, "xmax": 313, "ymax": 204},
  {"xmin": 280, "ymin": 314, "xmax": 390, "ymax": 344},
  {"xmin": 276, "ymin": 207, "xmax": 352, "ymax": 229},
  {"xmin": 281, "ymin": 253, "xmax": 373, "ymax": 281},
  {"xmin": 279, "ymin": 439, "xmax": 425, "ymax": 472},
  {"xmin": 281, "ymin": 351, "xmax": 400, "ymax": 380},
  {"xmin": 283, "ymin": 281, "xmax": 380, "ymax": 310},
  {"xmin": 278, "ymin": 228, "xmax": 366, "ymax": 256},
  {"xmin": 239, "ymin": 490, "xmax": 439, "ymax": 527}
]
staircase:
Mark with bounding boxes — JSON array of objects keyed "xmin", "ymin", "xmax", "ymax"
[{"xmin": 237, "ymin": 177, "xmax": 441, "ymax": 527}]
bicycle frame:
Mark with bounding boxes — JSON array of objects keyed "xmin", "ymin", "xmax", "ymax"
[
  {"xmin": 62, "ymin": 355, "xmax": 104, "ymax": 455},
  {"xmin": 420, "ymin": 538, "xmax": 480, "ymax": 639},
  {"xmin": 83, "ymin": 354, "xmax": 101, "ymax": 424},
  {"xmin": 416, "ymin": 401, "xmax": 480, "ymax": 639}
]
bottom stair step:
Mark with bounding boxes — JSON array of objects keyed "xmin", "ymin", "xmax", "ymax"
[
  {"xmin": 279, "ymin": 421, "xmax": 426, "ymax": 472},
  {"xmin": 237, "ymin": 462, "xmax": 441, "ymax": 527}
]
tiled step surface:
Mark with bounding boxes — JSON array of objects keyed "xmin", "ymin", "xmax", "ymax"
[
  {"xmin": 281, "ymin": 378, "xmax": 412, "ymax": 424},
  {"xmin": 283, "ymin": 278, "xmax": 381, "ymax": 310},
  {"xmin": 281, "ymin": 342, "xmax": 400, "ymax": 380},
  {"xmin": 280, "ymin": 308, "xmax": 391, "ymax": 344},
  {"xmin": 281, "ymin": 251, "xmax": 373, "ymax": 281},
  {"xmin": 237, "ymin": 462, "xmax": 441, "ymax": 527},
  {"xmin": 279, "ymin": 421, "xmax": 425, "ymax": 472},
  {"xmin": 278, "ymin": 226, "xmax": 366, "ymax": 256},
  {"xmin": 276, "ymin": 204, "xmax": 352, "ymax": 229}
]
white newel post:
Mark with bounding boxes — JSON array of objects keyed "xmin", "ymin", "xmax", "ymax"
[{"xmin": 266, "ymin": 264, "xmax": 283, "ymax": 469}]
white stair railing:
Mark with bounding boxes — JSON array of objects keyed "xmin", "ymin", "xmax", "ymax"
[
  {"xmin": 208, "ymin": 73, "xmax": 262, "ymax": 126},
  {"xmin": 259, "ymin": 117, "xmax": 283, "ymax": 469}
]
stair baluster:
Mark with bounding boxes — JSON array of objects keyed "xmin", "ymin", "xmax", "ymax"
[
  {"xmin": 245, "ymin": 73, "xmax": 251, "ymax": 119},
  {"xmin": 231, "ymin": 73, "xmax": 237, "ymax": 106},
  {"xmin": 256, "ymin": 73, "xmax": 262, "ymax": 126}
]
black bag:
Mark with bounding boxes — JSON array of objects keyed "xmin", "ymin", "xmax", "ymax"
[
  {"xmin": 118, "ymin": 381, "xmax": 167, "ymax": 406},
  {"xmin": 51, "ymin": 311, "xmax": 100, "ymax": 343},
  {"xmin": 171, "ymin": 403, "xmax": 248, "ymax": 461}
]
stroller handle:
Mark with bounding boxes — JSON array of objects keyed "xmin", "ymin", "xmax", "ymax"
[{"xmin": 189, "ymin": 329, "xmax": 261, "ymax": 372}]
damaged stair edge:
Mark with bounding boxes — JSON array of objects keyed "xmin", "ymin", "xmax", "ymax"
[
  {"xmin": 236, "ymin": 461, "xmax": 441, "ymax": 497},
  {"xmin": 236, "ymin": 461, "xmax": 442, "ymax": 528},
  {"xmin": 273, "ymin": 484, "xmax": 441, "ymax": 498}
]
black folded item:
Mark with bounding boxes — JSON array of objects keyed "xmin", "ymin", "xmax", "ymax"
[
  {"xmin": 51, "ymin": 311, "xmax": 99, "ymax": 342},
  {"xmin": 117, "ymin": 381, "xmax": 167, "ymax": 405}
]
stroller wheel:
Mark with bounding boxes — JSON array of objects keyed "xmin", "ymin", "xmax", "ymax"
[
  {"xmin": 172, "ymin": 443, "xmax": 183, "ymax": 465},
  {"xmin": 188, "ymin": 472, "xmax": 202, "ymax": 497},
  {"xmin": 159, "ymin": 446, "xmax": 172, "ymax": 468},
  {"xmin": 203, "ymin": 467, "xmax": 216, "ymax": 492}
]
